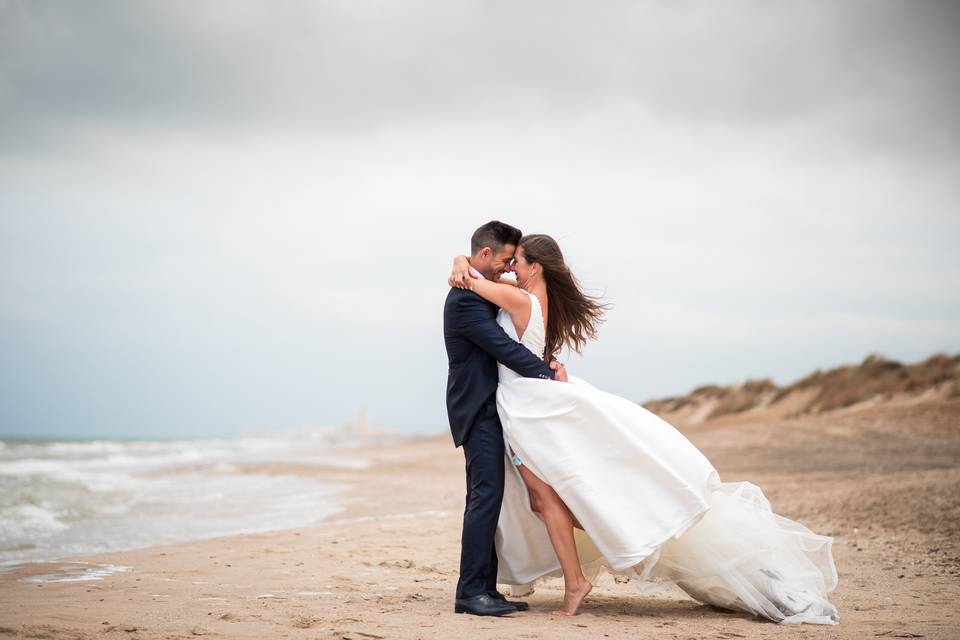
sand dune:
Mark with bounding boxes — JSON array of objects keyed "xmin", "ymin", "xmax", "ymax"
[{"xmin": 644, "ymin": 353, "xmax": 960, "ymax": 427}]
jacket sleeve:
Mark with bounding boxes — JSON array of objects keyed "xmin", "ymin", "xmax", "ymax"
[{"xmin": 456, "ymin": 294, "xmax": 555, "ymax": 380}]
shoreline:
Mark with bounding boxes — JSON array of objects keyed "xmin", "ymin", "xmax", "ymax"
[
  {"xmin": 0, "ymin": 431, "xmax": 438, "ymax": 572},
  {"xmin": 2, "ymin": 403, "xmax": 958, "ymax": 639},
  {"xmin": 0, "ymin": 430, "xmax": 455, "ymax": 571}
]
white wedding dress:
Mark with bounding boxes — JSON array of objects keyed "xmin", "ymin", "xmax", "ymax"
[{"xmin": 493, "ymin": 290, "xmax": 839, "ymax": 624}]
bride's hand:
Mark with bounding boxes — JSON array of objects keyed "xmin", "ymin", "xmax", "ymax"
[
  {"xmin": 448, "ymin": 255, "xmax": 476, "ymax": 289},
  {"xmin": 550, "ymin": 360, "xmax": 569, "ymax": 382}
]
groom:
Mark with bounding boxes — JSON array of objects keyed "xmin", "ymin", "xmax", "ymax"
[{"xmin": 444, "ymin": 220, "xmax": 567, "ymax": 616}]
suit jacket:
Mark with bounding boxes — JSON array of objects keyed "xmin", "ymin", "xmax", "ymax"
[{"xmin": 444, "ymin": 287, "xmax": 554, "ymax": 447}]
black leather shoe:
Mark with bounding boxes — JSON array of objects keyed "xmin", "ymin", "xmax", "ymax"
[
  {"xmin": 490, "ymin": 591, "xmax": 529, "ymax": 611},
  {"xmin": 454, "ymin": 593, "xmax": 518, "ymax": 616}
]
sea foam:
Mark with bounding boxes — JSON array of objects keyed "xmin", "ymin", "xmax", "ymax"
[{"xmin": 0, "ymin": 430, "xmax": 378, "ymax": 568}]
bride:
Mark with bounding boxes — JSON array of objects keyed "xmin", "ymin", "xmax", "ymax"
[{"xmin": 448, "ymin": 234, "xmax": 839, "ymax": 624}]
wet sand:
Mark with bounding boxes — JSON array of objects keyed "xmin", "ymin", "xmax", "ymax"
[{"xmin": 2, "ymin": 399, "xmax": 958, "ymax": 639}]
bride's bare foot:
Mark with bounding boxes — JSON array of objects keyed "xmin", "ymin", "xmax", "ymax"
[{"xmin": 553, "ymin": 579, "xmax": 592, "ymax": 616}]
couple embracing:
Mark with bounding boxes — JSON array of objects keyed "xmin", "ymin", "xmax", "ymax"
[{"xmin": 442, "ymin": 221, "xmax": 839, "ymax": 624}]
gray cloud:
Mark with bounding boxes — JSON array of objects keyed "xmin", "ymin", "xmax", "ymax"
[{"xmin": 2, "ymin": 1, "xmax": 959, "ymax": 158}]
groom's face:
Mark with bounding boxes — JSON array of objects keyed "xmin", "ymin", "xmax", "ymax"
[
  {"xmin": 492, "ymin": 244, "xmax": 517, "ymax": 280},
  {"xmin": 476, "ymin": 244, "xmax": 517, "ymax": 280}
]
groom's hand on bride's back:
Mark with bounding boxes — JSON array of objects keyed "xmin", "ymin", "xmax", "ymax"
[{"xmin": 551, "ymin": 360, "xmax": 569, "ymax": 382}]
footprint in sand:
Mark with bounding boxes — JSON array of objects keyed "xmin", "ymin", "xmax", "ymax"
[
  {"xmin": 378, "ymin": 559, "xmax": 415, "ymax": 569},
  {"xmin": 289, "ymin": 615, "xmax": 321, "ymax": 629}
]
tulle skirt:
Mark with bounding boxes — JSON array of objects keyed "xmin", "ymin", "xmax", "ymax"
[{"xmin": 495, "ymin": 375, "xmax": 839, "ymax": 624}]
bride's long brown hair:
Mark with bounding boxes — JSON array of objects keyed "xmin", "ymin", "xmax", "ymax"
[{"xmin": 519, "ymin": 234, "xmax": 609, "ymax": 363}]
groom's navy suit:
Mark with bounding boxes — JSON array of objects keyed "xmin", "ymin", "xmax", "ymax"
[{"xmin": 444, "ymin": 287, "xmax": 554, "ymax": 600}]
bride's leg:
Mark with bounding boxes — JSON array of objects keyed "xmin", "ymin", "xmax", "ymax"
[
  {"xmin": 529, "ymin": 500, "xmax": 584, "ymax": 531},
  {"xmin": 516, "ymin": 464, "xmax": 593, "ymax": 616}
]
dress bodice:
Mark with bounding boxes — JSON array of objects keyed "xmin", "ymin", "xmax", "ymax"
[{"xmin": 496, "ymin": 290, "xmax": 547, "ymax": 384}]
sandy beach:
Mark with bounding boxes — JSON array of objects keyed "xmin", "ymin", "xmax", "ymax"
[{"xmin": 2, "ymin": 398, "xmax": 958, "ymax": 639}]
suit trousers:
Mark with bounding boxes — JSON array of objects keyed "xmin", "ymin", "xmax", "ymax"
[{"xmin": 455, "ymin": 401, "xmax": 506, "ymax": 600}]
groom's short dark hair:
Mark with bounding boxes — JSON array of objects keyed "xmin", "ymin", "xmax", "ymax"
[{"xmin": 471, "ymin": 220, "xmax": 522, "ymax": 254}]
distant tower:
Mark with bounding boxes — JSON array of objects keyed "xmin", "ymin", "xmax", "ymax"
[{"xmin": 354, "ymin": 409, "xmax": 368, "ymax": 435}]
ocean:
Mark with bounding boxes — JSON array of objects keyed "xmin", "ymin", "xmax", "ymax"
[{"xmin": 0, "ymin": 430, "xmax": 373, "ymax": 570}]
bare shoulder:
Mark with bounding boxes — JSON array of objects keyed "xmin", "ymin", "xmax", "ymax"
[{"xmin": 494, "ymin": 283, "xmax": 533, "ymax": 317}]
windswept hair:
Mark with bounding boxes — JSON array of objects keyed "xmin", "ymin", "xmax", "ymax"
[
  {"xmin": 471, "ymin": 220, "xmax": 522, "ymax": 255},
  {"xmin": 520, "ymin": 234, "xmax": 609, "ymax": 362}
]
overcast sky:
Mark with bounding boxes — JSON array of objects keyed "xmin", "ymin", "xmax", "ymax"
[{"xmin": 1, "ymin": 1, "xmax": 958, "ymax": 439}]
